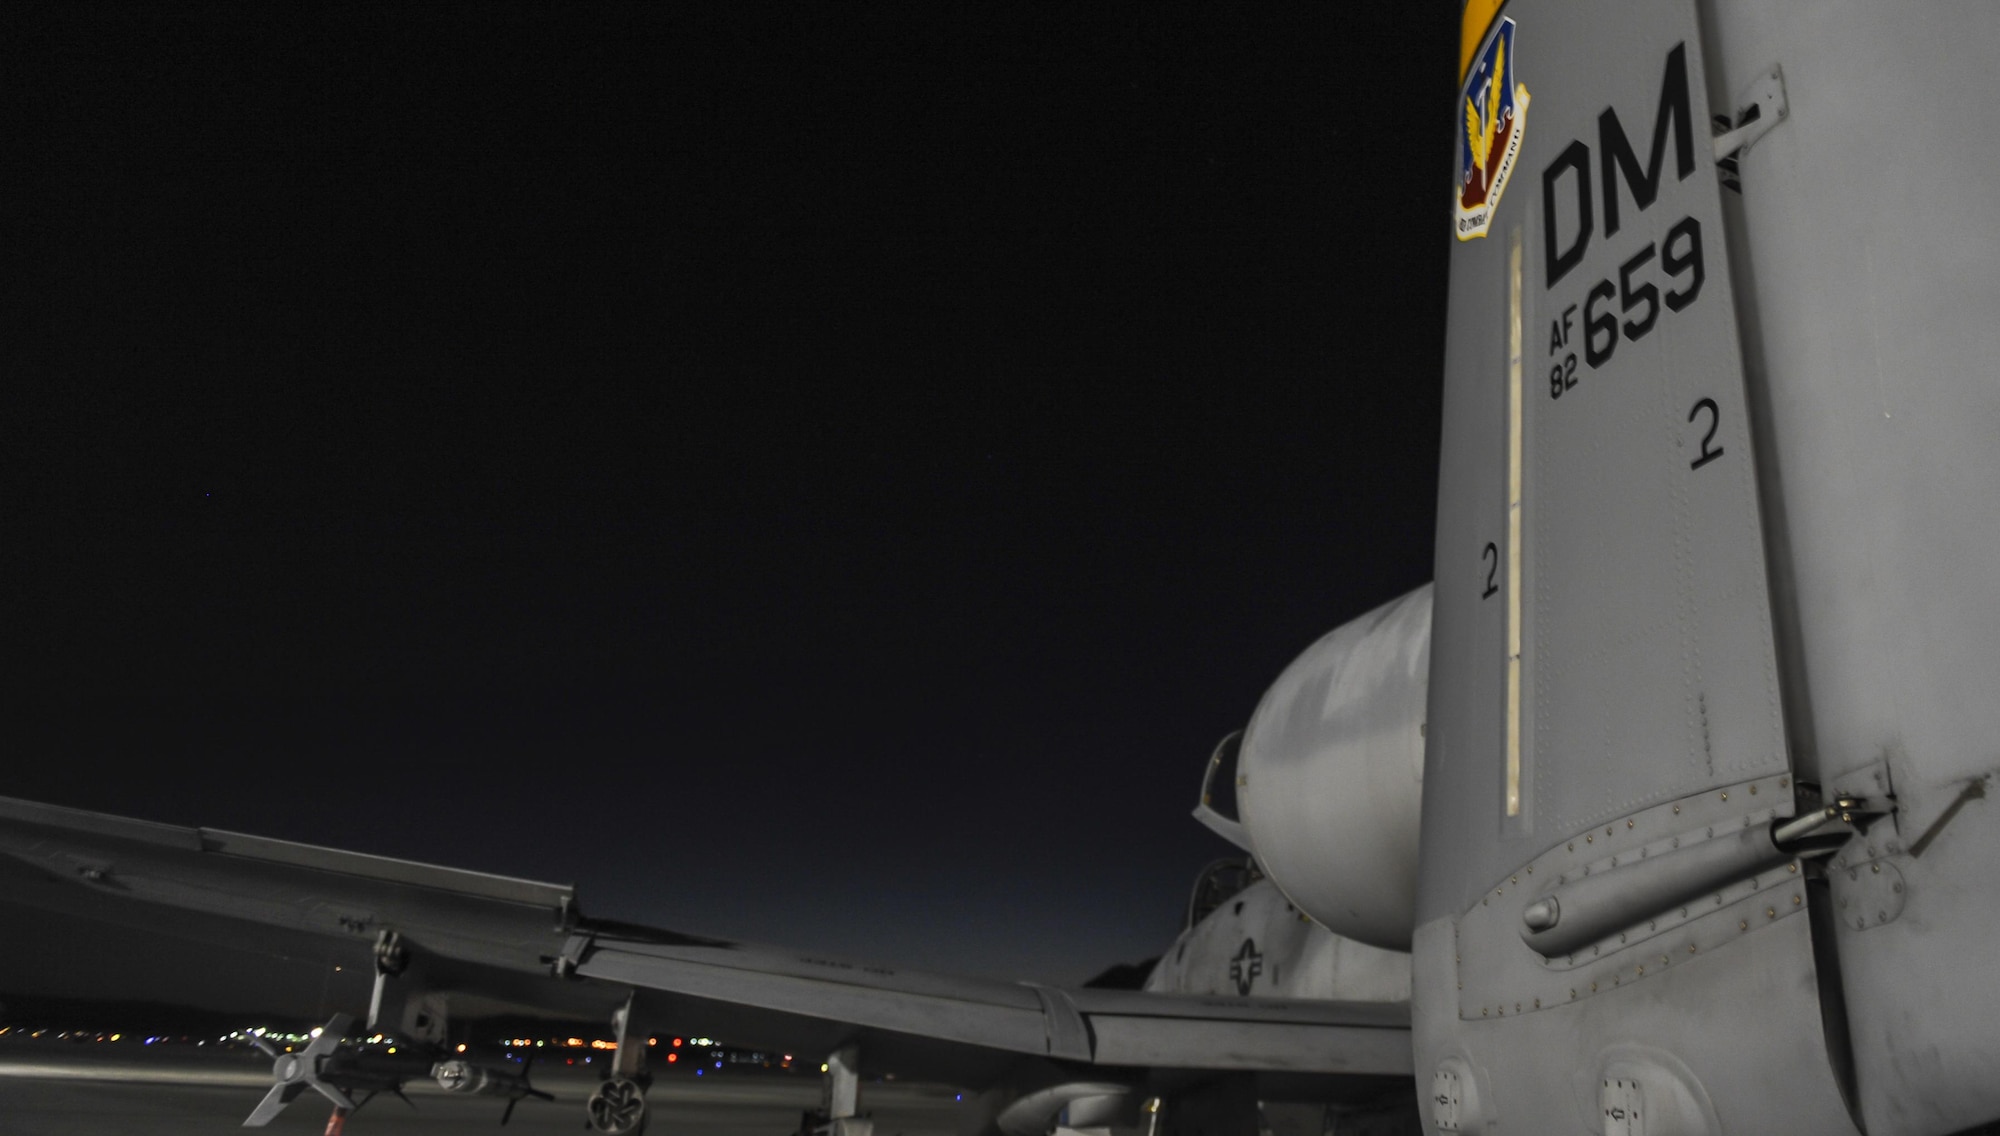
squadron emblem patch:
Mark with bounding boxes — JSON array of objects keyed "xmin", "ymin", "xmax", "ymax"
[{"xmin": 1455, "ymin": 16, "xmax": 1530, "ymax": 241}]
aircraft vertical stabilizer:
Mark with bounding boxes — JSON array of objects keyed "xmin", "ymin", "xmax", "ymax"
[{"xmin": 1417, "ymin": 2, "xmax": 1859, "ymax": 1131}]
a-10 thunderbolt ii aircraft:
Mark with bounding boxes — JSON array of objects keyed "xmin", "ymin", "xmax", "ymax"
[{"xmin": 4, "ymin": 1, "xmax": 2000, "ymax": 1132}]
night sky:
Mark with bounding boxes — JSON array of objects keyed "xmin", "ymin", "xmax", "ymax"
[{"xmin": 11, "ymin": 5, "xmax": 1454, "ymax": 985}]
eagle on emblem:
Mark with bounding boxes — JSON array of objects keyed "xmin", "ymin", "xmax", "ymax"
[{"xmin": 1456, "ymin": 15, "xmax": 1527, "ymax": 237}]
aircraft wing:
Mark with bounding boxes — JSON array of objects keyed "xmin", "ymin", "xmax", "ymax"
[
  {"xmin": 565, "ymin": 923, "xmax": 1409, "ymax": 1075},
  {"xmin": 0, "ymin": 794, "xmax": 1409, "ymax": 1088}
]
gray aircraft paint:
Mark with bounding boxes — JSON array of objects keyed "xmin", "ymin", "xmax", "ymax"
[
  {"xmin": 1698, "ymin": 5, "xmax": 2000, "ymax": 1133},
  {"xmin": 1420, "ymin": 2, "xmax": 2000, "ymax": 1133},
  {"xmin": 1237, "ymin": 585, "xmax": 1431, "ymax": 952},
  {"xmin": 1419, "ymin": 1, "xmax": 1852, "ymax": 1132},
  {"xmin": 1146, "ymin": 878, "xmax": 1410, "ymax": 1005},
  {"xmin": 1424, "ymin": 0, "xmax": 1788, "ymax": 930}
]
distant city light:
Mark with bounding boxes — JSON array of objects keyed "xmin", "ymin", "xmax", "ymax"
[{"xmin": 0, "ymin": 1020, "xmax": 838, "ymax": 1090}]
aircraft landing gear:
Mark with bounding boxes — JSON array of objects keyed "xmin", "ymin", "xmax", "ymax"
[{"xmin": 586, "ymin": 1078, "xmax": 647, "ymax": 1135}]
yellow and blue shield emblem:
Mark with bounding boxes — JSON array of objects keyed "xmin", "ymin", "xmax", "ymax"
[{"xmin": 1455, "ymin": 16, "xmax": 1529, "ymax": 241}]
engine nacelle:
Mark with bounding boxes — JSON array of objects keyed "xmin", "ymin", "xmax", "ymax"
[{"xmin": 1236, "ymin": 584, "xmax": 1429, "ymax": 951}]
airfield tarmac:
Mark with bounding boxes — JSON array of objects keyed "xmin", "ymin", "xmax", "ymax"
[{"xmin": 0, "ymin": 1041, "xmax": 965, "ymax": 1136}]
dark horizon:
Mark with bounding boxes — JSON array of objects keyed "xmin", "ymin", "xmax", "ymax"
[{"xmin": 10, "ymin": 5, "xmax": 1454, "ymax": 986}]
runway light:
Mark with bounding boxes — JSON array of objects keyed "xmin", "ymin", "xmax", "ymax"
[
  {"xmin": 648, "ymin": 1037, "xmax": 657, "ymax": 1047},
  {"xmin": 696, "ymin": 1069, "xmax": 703, "ymax": 1077},
  {"xmin": 310, "ymin": 1028, "xmax": 323, "ymax": 1039},
  {"xmin": 820, "ymin": 1063, "xmax": 829, "ymax": 1073},
  {"xmin": 667, "ymin": 1053, "xmax": 677, "ymax": 1064},
  {"xmin": 456, "ymin": 1044, "xmax": 467, "ymax": 1054},
  {"xmin": 672, "ymin": 1038, "xmax": 682, "ymax": 1048},
  {"xmin": 109, "ymin": 1034, "xmax": 120, "ymax": 1042},
  {"xmin": 387, "ymin": 1047, "xmax": 396, "ymax": 1055},
  {"xmin": 568, "ymin": 1038, "xmax": 584, "ymax": 1048}
]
